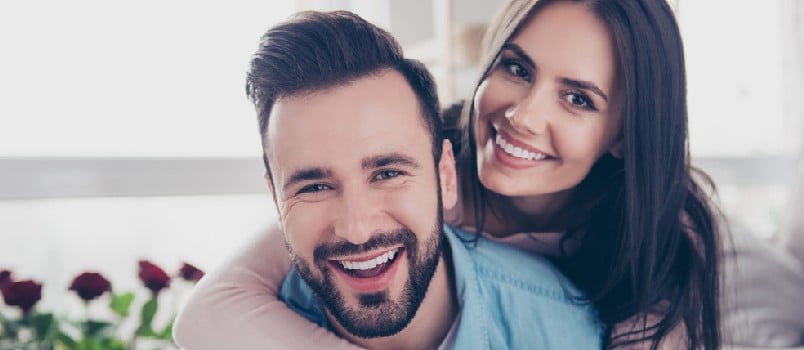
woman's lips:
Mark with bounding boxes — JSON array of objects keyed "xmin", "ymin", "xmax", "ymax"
[
  {"xmin": 491, "ymin": 127, "xmax": 555, "ymax": 169},
  {"xmin": 494, "ymin": 128, "xmax": 553, "ymax": 157}
]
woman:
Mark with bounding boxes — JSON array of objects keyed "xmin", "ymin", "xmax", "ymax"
[{"xmin": 174, "ymin": 1, "xmax": 722, "ymax": 349}]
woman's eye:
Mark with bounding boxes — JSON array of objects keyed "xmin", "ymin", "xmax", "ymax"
[
  {"xmin": 374, "ymin": 170, "xmax": 401, "ymax": 181},
  {"xmin": 563, "ymin": 92, "xmax": 596, "ymax": 110},
  {"xmin": 502, "ymin": 60, "xmax": 530, "ymax": 81},
  {"xmin": 298, "ymin": 184, "xmax": 331, "ymax": 194}
]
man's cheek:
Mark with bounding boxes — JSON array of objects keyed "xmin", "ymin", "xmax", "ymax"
[
  {"xmin": 388, "ymin": 190, "xmax": 438, "ymax": 223},
  {"xmin": 278, "ymin": 196, "xmax": 311, "ymax": 233},
  {"xmin": 283, "ymin": 211, "xmax": 321, "ymax": 256}
]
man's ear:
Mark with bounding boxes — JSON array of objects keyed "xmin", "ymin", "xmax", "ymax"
[
  {"xmin": 265, "ymin": 172, "xmax": 279, "ymax": 196},
  {"xmin": 438, "ymin": 139, "xmax": 458, "ymax": 211},
  {"xmin": 608, "ymin": 138, "xmax": 624, "ymax": 159},
  {"xmin": 265, "ymin": 173, "xmax": 273, "ymax": 193}
]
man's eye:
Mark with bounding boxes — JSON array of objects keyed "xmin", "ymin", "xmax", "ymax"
[
  {"xmin": 373, "ymin": 170, "xmax": 402, "ymax": 181},
  {"xmin": 298, "ymin": 184, "xmax": 331, "ymax": 194}
]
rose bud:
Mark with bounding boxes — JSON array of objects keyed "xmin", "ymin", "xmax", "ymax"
[
  {"xmin": 0, "ymin": 270, "xmax": 12, "ymax": 300},
  {"xmin": 138, "ymin": 260, "xmax": 171, "ymax": 294},
  {"xmin": 69, "ymin": 272, "xmax": 111, "ymax": 302},
  {"xmin": 1, "ymin": 279, "xmax": 42, "ymax": 314},
  {"xmin": 0, "ymin": 269, "xmax": 11, "ymax": 288},
  {"xmin": 178, "ymin": 262, "xmax": 204, "ymax": 283}
]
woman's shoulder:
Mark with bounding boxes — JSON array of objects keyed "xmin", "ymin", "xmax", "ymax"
[
  {"xmin": 481, "ymin": 231, "xmax": 564, "ymax": 257},
  {"xmin": 610, "ymin": 309, "xmax": 689, "ymax": 350}
]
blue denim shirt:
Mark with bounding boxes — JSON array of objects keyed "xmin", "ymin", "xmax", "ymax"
[{"xmin": 279, "ymin": 225, "xmax": 604, "ymax": 349}]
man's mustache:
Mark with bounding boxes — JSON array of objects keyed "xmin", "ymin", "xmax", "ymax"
[{"xmin": 313, "ymin": 227, "xmax": 416, "ymax": 261}]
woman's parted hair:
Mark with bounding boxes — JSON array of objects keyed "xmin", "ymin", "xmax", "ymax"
[
  {"xmin": 246, "ymin": 11, "xmax": 443, "ymax": 178},
  {"xmin": 455, "ymin": 1, "xmax": 722, "ymax": 349}
]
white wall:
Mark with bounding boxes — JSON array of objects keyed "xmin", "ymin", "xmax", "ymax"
[{"xmin": 0, "ymin": 0, "xmax": 801, "ymax": 320}]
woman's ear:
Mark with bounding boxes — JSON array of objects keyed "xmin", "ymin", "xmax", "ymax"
[
  {"xmin": 438, "ymin": 139, "xmax": 459, "ymax": 211},
  {"xmin": 609, "ymin": 139, "xmax": 624, "ymax": 159}
]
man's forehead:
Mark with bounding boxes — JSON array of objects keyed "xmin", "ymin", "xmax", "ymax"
[
  {"xmin": 267, "ymin": 71, "xmax": 424, "ymax": 132},
  {"xmin": 266, "ymin": 71, "xmax": 431, "ymax": 183}
]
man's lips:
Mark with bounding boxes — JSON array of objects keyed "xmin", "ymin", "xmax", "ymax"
[
  {"xmin": 331, "ymin": 247, "xmax": 401, "ymax": 270},
  {"xmin": 327, "ymin": 247, "xmax": 405, "ymax": 293}
]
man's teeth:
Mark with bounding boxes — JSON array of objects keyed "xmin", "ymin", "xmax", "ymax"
[
  {"xmin": 340, "ymin": 249, "xmax": 398, "ymax": 271},
  {"xmin": 495, "ymin": 134, "xmax": 547, "ymax": 161}
]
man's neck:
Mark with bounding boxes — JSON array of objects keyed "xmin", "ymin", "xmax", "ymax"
[{"xmin": 329, "ymin": 253, "xmax": 458, "ymax": 350}]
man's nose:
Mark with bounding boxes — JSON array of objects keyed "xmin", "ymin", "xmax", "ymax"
[{"xmin": 332, "ymin": 187, "xmax": 380, "ymax": 245}]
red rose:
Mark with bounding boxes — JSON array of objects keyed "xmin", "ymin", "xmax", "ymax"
[
  {"xmin": 138, "ymin": 260, "xmax": 170, "ymax": 294},
  {"xmin": 178, "ymin": 262, "xmax": 204, "ymax": 283},
  {"xmin": 0, "ymin": 270, "xmax": 12, "ymax": 298},
  {"xmin": 0, "ymin": 269, "xmax": 11, "ymax": 288},
  {"xmin": 1, "ymin": 279, "xmax": 42, "ymax": 314},
  {"xmin": 69, "ymin": 272, "xmax": 111, "ymax": 302}
]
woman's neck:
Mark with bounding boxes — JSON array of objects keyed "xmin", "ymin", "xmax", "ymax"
[
  {"xmin": 459, "ymin": 179, "xmax": 577, "ymax": 237},
  {"xmin": 508, "ymin": 189, "xmax": 574, "ymax": 221}
]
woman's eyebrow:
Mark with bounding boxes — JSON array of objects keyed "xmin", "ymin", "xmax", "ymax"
[
  {"xmin": 501, "ymin": 43, "xmax": 535, "ymax": 68},
  {"xmin": 561, "ymin": 78, "xmax": 608, "ymax": 102},
  {"xmin": 503, "ymin": 43, "xmax": 609, "ymax": 102}
]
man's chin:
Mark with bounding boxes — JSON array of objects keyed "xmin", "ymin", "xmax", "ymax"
[
  {"xmin": 356, "ymin": 290, "xmax": 389, "ymax": 307},
  {"xmin": 326, "ymin": 292, "xmax": 415, "ymax": 339},
  {"xmin": 297, "ymin": 223, "xmax": 444, "ymax": 339},
  {"xmin": 336, "ymin": 288, "xmax": 394, "ymax": 311}
]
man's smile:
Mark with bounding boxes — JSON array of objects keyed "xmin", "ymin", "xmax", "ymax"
[{"xmin": 328, "ymin": 247, "xmax": 406, "ymax": 293}]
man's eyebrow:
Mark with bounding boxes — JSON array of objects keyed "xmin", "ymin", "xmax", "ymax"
[
  {"xmin": 560, "ymin": 78, "xmax": 609, "ymax": 102},
  {"xmin": 282, "ymin": 167, "xmax": 332, "ymax": 192},
  {"xmin": 502, "ymin": 43, "xmax": 609, "ymax": 102},
  {"xmin": 362, "ymin": 153, "xmax": 421, "ymax": 170}
]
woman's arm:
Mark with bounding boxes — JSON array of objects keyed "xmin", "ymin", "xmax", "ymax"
[{"xmin": 173, "ymin": 221, "xmax": 363, "ymax": 350}]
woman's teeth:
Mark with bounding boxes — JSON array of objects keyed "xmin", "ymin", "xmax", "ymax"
[
  {"xmin": 495, "ymin": 134, "xmax": 547, "ymax": 161},
  {"xmin": 339, "ymin": 249, "xmax": 398, "ymax": 271}
]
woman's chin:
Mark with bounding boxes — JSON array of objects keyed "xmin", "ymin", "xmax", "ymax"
[{"xmin": 477, "ymin": 168, "xmax": 521, "ymax": 197}]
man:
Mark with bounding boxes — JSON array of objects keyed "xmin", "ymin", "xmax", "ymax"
[{"xmin": 248, "ymin": 11, "xmax": 602, "ymax": 349}]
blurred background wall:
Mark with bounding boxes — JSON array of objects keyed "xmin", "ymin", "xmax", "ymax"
[{"xmin": 0, "ymin": 0, "xmax": 801, "ymax": 325}]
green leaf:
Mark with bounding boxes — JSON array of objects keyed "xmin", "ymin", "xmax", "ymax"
[
  {"xmin": 1, "ymin": 315, "xmax": 19, "ymax": 339},
  {"xmin": 31, "ymin": 312, "xmax": 56, "ymax": 340},
  {"xmin": 137, "ymin": 296, "xmax": 158, "ymax": 337},
  {"xmin": 77, "ymin": 338, "xmax": 104, "ymax": 350},
  {"xmin": 56, "ymin": 330, "xmax": 77, "ymax": 349},
  {"xmin": 109, "ymin": 292, "xmax": 135, "ymax": 318},
  {"xmin": 83, "ymin": 320, "xmax": 114, "ymax": 338},
  {"xmin": 159, "ymin": 319, "xmax": 174, "ymax": 340},
  {"xmin": 0, "ymin": 311, "xmax": 5, "ymax": 337},
  {"xmin": 101, "ymin": 337, "xmax": 128, "ymax": 350}
]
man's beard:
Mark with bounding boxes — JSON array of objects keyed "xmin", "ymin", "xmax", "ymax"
[{"xmin": 291, "ymin": 220, "xmax": 444, "ymax": 339}]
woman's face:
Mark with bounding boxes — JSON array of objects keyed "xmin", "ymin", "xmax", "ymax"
[{"xmin": 473, "ymin": 1, "xmax": 623, "ymax": 201}]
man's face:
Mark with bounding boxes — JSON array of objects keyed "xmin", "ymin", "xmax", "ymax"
[{"xmin": 266, "ymin": 69, "xmax": 456, "ymax": 338}]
